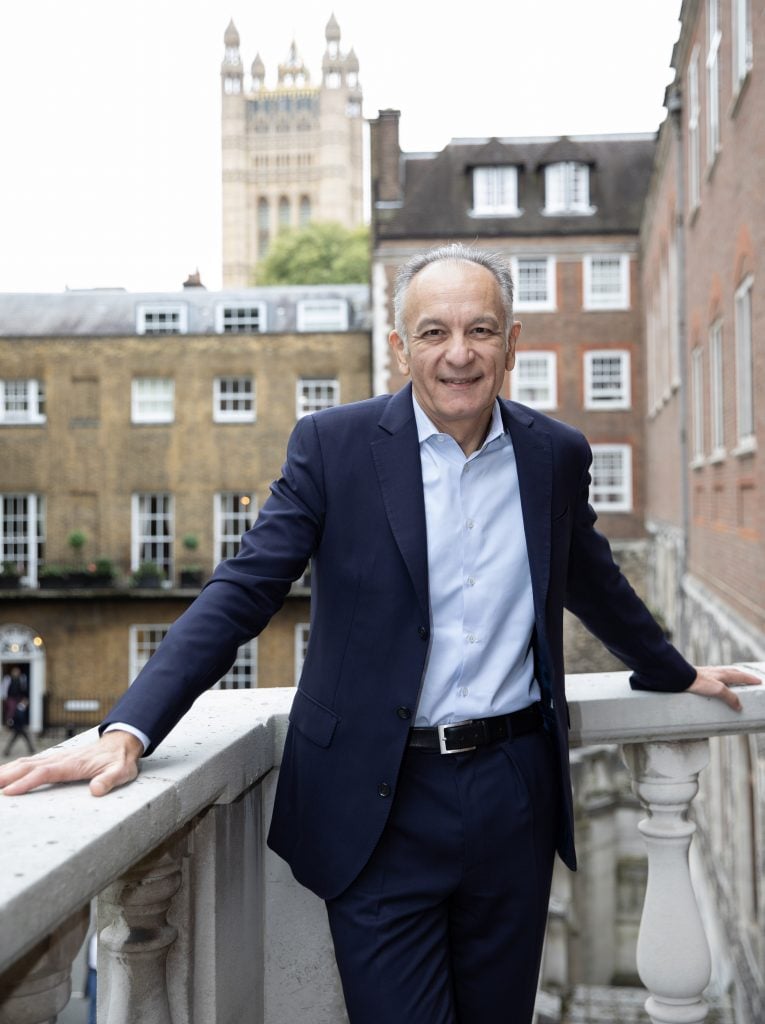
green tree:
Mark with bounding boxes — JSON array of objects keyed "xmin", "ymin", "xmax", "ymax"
[{"xmin": 255, "ymin": 222, "xmax": 369, "ymax": 285}]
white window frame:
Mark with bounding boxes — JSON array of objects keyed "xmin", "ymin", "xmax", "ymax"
[
  {"xmin": 709, "ymin": 321, "xmax": 725, "ymax": 458},
  {"xmin": 691, "ymin": 346, "xmax": 705, "ymax": 463},
  {"xmin": 512, "ymin": 257, "xmax": 556, "ymax": 312},
  {"xmin": 688, "ymin": 47, "xmax": 701, "ymax": 210},
  {"xmin": 213, "ymin": 376, "xmax": 255, "ymax": 423},
  {"xmin": 214, "ymin": 302, "xmax": 267, "ymax": 334},
  {"xmin": 294, "ymin": 623, "xmax": 310, "ymax": 684},
  {"xmin": 215, "ymin": 639, "xmax": 258, "ymax": 689},
  {"xmin": 471, "ymin": 166, "xmax": 519, "ymax": 216},
  {"xmin": 734, "ymin": 276, "xmax": 755, "ymax": 450},
  {"xmin": 129, "ymin": 624, "xmax": 170, "ymax": 683},
  {"xmin": 511, "ymin": 352, "xmax": 557, "ymax": 410},
  {"xmin": 583, "ymin": 255, "xmax": 631, "ymax": 310},
  {"xmin": 0, "ymin": 380, "xmax": 46, "ymax": 425},
  {"xmin": 136, "ymin": 304, "xmax": 188, "ymax": 335},
  {"xmin": 732, "ymin": 0, "xmax": 753, "ymax": 92},
  {"xmin": 584, "ymin": 351, "xmax": 631, "ymax": 410},
  {"xmin": 1, "ymin": 493, "xmax": 44, "ymax": 586},
  {"xmin": 544, "ymin": 162, "xmax": 592, "ymax": 215},
  {"xmin": 296, "ymin": 378, "xmax": 340, "ymax": 418},
  {"xmin": 131, "ymin": 493, "xmax": 174, "ymax": 577},
  {"xmin": 296, "ymin": 299, "xmax": 349, "ymax": 332},
  {"xmin": 214, "ymin": 492, "xmax": 256, "ymax": 564},
  {"xmin": 590, "ymin": 445, "xmax": 632, "ymax": 513},
  {"xmin": 131, "ymin": 378, "xmax": 175, "ymax": 424},
  {"xmin": 706, "ymin": 0, "xmax": 721, "ymax": 162}
]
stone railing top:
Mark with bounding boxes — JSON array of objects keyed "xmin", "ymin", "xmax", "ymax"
[
  {"xmin": 0, "ymin": 687, "xmax": 294, "ymax": 975},
  {"xmin": 2, "ymin": 664, "xmax": 764, "ymax": 975},
  {"xmin": 566, "ymin": 662, "xmax": 765, "ymax": 747}
]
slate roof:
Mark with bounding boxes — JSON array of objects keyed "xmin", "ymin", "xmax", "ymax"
[
  {"xmin": 0, "ymin": 284, "xmax": 371, "ymax": 337},
  {"xmin": 375, "ymin": 134, "xmax": 657, "ymax": 240}
]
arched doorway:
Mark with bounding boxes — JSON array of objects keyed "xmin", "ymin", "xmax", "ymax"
[{"xmin": 0, "ymin": 624, "xmax": 46, "ymax": 733}]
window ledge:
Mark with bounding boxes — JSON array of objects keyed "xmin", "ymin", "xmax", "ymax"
[
  {"xmin": 732, "ymin": 438, "xmax": 757, "ymax": 458},
  {"xmin": 708, "ymin": 449, "xmax": 726, "ymax": 465},
  {"xmin": 469, "ymin": 208, "xmax": 523, "ymax": 219},
  {"xmin": 690, "ymin": 457, "xmax": 706, "ymax": 471},
  {"xmin": 541, "ymin": 206, "xmax": 597, "ymax": 217},
  {"xmin": 730, "ymin": 69, "xmax": 752, "ymax": 118}
]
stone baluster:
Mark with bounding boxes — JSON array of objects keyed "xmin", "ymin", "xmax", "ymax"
[
  {"xmin": 98, "ymin": 838, "xmax": 185, "ymax": 1024},
  {"xmin": 621, "ymin": 740, "xmax": 712, "ymax": 1024},
  {"xmin": 0, "ymin": 905, "xmax": 89, "ymax": 1024}
]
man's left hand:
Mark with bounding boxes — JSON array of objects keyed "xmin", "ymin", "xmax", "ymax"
[{"xmin": 686, "ymin": 665, "xmax": 762, "ymax": 710}]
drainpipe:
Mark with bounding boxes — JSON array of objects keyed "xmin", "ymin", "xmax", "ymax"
[{"xmin": 666, "ymin": 83, "xmax": 690, "ymax": 653}]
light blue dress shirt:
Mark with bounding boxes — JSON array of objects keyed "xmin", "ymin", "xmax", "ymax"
[{"xmin": 412, "ymin": 395, "xmax": 540, "ymax": 726}]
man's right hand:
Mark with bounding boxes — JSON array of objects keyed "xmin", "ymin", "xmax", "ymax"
[{"xmin": 0, "ymin": 730, "xmax": 143, "ymax": 797}]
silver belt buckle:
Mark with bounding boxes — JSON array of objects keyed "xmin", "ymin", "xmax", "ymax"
[{"xmin": 437, "ymin": 720, "xmax": 477, "ymax": 755}]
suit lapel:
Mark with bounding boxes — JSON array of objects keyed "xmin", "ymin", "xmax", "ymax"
[
  {"xmin": 501, "ymin": 401, "xmax": 553, "ymax": 618},
  {"xmin": 370, "ymin": 385, "xmax": 430, "ymax": 619}
]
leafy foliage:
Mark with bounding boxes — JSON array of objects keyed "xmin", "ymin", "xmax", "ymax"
[{"xmin": 255, "ymin": 222, "xmax": 369, "ymax": 285}]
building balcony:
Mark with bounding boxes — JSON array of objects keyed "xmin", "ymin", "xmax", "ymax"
[{"xmin": 1, "ymin": 667, "xmax": 763, "ymax": 1024}]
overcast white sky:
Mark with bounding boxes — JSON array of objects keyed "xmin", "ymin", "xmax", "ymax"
[{"xmin": 0, "ymin": 1, "xmax": 681, "ymax": 293}]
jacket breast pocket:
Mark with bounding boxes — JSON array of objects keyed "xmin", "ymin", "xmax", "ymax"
[{"xmin": 289, "ymin": 688, "xmax": 340, "ymax": 749}]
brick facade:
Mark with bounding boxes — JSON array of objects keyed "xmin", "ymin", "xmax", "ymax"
[{"xmin": 0, "ymin": 289, "xmax": 371, "ymax": 725}]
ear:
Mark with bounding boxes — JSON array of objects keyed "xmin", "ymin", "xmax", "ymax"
[
  {"xmin": 389, "ymin": 331, "xmax": 411, "ymax": 376},
  {"xmin": 505, "ymin": 321, "xmax": 522, "ymax": 371}
]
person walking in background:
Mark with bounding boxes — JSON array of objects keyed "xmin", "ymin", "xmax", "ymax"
[{"xmin": 3, "ymin": 666, "xmax": 34, "ymax": 757}]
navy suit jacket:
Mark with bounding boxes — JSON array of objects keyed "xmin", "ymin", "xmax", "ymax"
[{"xmin": 104, "ymin": 384, "xmax": 695, "ymax": 899}]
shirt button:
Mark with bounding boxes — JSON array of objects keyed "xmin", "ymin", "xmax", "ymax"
[
  {"xmin": 397, "ymin": 706, "xmax": 412, "ymax": 720},
  {"xmin": 466, "ymin": 576, "xmax": 475, "ymax": 586},
  {"xmin": 378, "ymin": 783, "xmax": 391, "ymax": 798},
  {"xmin": 418, "ymin": 625, "xmax": 428, "ymax": 640},
  {"xmin": 466, "ymin": 633, "xmax": 476, "ymax": 644},
  {"xmin": 465, "ymin": 519, "xmax": 474, "ymax": 530},
  {"xmin": 458, "ymin": 687, "xmax": 469, "ymax": 697}
]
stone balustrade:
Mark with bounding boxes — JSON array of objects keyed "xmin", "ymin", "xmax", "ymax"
[{"xmin": 0, "ymin": 664, "xmax": 763, "ymax": 1024}]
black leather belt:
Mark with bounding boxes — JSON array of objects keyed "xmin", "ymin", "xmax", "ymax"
[{"xmin": 408, "ymin": 702, "xmax": 544, "ymax": 755}]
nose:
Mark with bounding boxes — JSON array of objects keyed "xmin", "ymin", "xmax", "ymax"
[{"xmin": 444, "ymin": 331, "xmax": 473, "ymax": 365}]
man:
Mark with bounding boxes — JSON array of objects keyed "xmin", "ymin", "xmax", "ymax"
[{"xmin": 0, "ymin": 245, "xmax": 758, "ymax": 1023}]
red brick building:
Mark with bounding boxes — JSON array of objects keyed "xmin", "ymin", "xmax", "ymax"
[
  {"xmin": 641, "ymin": 0, "xmax": 763, "ymax": 664},
  {"xmin": 370, "ymin": 115, "xmax": 659, "ymax": 667}
]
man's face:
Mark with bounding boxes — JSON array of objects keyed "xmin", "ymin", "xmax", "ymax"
[{"xmin": 389, "ymin": 260, "xmax": 521, "ymax": 454}]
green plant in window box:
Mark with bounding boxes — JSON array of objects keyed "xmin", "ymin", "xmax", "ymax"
[
  {"xmin": 131, "ymin": 561, "xmax": 165, "ymax": 588},
  {"xmin": 179, "ymin": 534, "xmax": 204, "ymax": 588},
  {"xmin": 0, "ymin": 561, "xmax": 22, "ymax": 589}
]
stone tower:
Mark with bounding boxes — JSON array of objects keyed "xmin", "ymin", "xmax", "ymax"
[{"xmin": 221, "ymin": 14, "xmax": 364, "ymax": 287}]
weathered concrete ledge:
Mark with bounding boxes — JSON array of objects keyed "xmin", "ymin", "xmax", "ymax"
[
  {"xmin": 0, "ymin": 687, "xmax": 292, "ymax": 975},
  {"xmin": 567, "ymin": 663, "xmax": 765, "ymax": 746},
  {"xmin": 1, "ymin": 664, "xmax": 764, "ymax": 1024}
]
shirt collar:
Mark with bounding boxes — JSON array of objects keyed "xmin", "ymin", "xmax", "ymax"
[{"xmin": 411, "ymin": 392, "xmax": 506, "ymax": 452}]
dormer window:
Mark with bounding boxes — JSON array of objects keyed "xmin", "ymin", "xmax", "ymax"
[
  {"xmin": 544, "ymin": 161, "xmax": 592, "ymax": 214},
  {"xmin": 471, "ymin": 167, "xmax": 519, "ymax": 216}
]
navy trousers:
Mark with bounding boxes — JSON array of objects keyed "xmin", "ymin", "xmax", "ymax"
[{"xmin": 326, "ymin": 728, "xmax": 559, "ymax": 1023}]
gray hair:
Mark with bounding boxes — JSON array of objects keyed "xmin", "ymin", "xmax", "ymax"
[{"xmin": 392, "ymin": 243, "xmax": 515, "ymax": 348}]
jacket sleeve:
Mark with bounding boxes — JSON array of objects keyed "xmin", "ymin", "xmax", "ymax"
[
  {"xmin": 100, "ymin": 415, "xmax": 327, "ymax": 754},
  {"xmin": 563, "ymin": 439, "xmax": 696, "ymax": 694}
]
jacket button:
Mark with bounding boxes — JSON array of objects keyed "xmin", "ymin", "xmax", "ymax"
[
  {"xmin": 378, "ymin": 782, "xmax": 391, "ymax": 798},
  {"xmin": 397, "ymin": 706, "xmax": 411, "ymax": 720},
  {"xmin": 418, "ymin": 625, "xmax": 428, "ymax": 639}
]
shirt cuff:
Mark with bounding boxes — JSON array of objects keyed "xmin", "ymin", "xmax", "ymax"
[{"xmin": 103, "ymin": 722, "xmax": 150, "ymax": 754}]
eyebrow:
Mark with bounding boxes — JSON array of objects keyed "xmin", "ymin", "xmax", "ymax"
[{"xmin": 413, "ymin": 314, "xmax": 502, "ymax": 334}]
